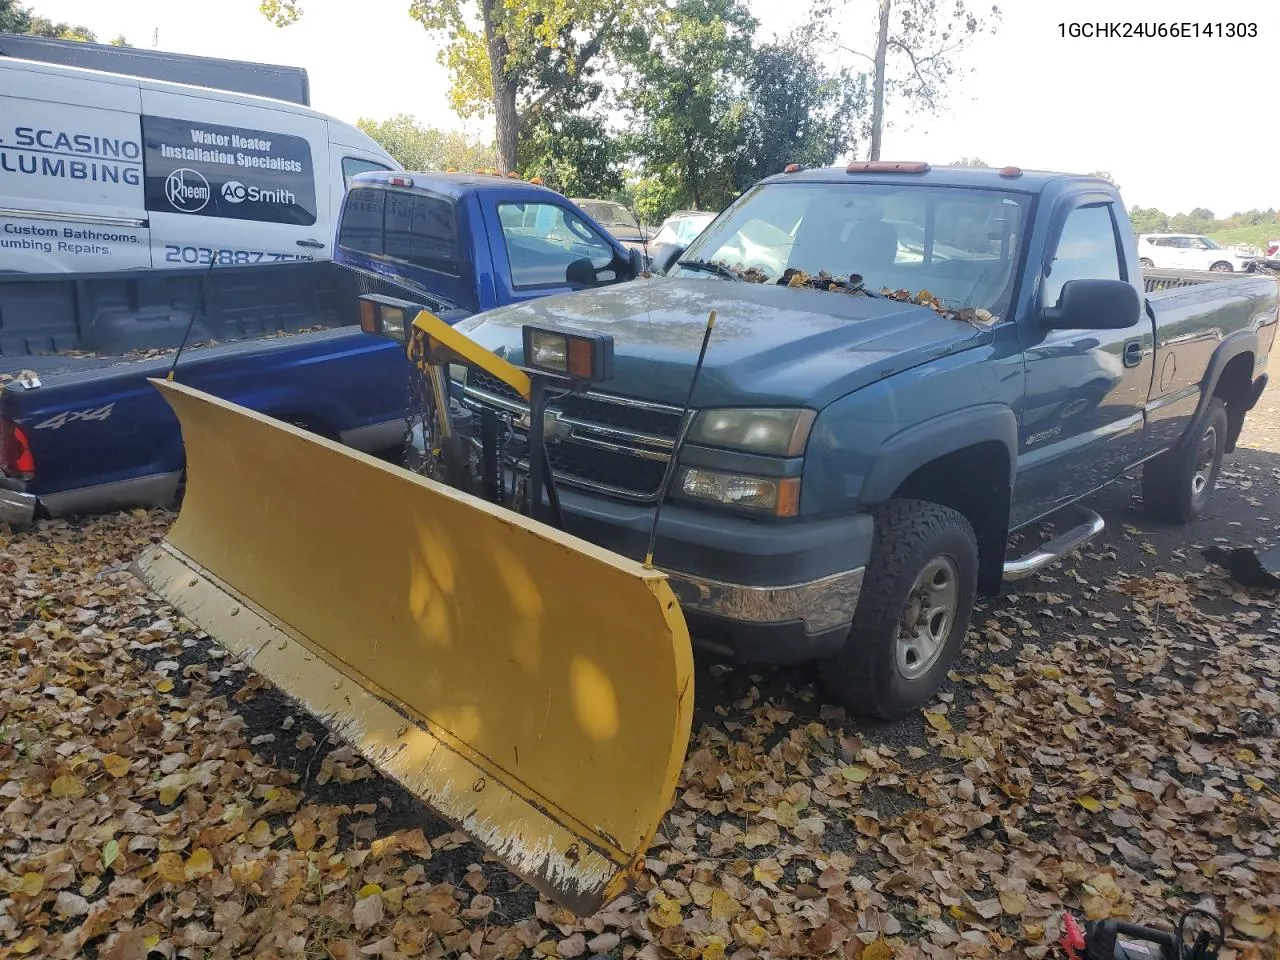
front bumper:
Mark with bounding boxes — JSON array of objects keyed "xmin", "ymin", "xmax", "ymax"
[
  {"xmin": 0, "ymin": 481, "xmax": 38, "ymax": 528},
  {"xmin": 556, "ymin": 487, "xmax": 874, "ymax": 664}
]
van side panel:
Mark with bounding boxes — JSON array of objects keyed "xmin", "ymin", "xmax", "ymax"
[
  {"xmin": 0, "ymin": 60, "xmax": 151, "ymax": 272},
  {"xmin": 139, "ymin": 85, "xmax": 333, "ymax": 268}
]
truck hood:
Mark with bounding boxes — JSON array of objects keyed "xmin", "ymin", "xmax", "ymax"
[{"xmin": 454, "ymin": 277, "xmax": 990, "ymax": 408}]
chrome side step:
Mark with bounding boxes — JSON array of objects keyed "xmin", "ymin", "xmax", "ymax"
[{"xmin": 1003, "ymin": 507, "xmax": 1105, "ymax": 581}]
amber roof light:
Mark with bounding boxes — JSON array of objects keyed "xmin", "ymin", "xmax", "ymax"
[
  {"xmin": 783, "ymin": 163, "xmax": 804, "ymax": 173},
  {"xmin": 846, "ymin": 161, "xmax": 931, "ymax": 174},
  {"xmin": 998, "ymin": 166, "xmax": 1024, "ymax": 178}
]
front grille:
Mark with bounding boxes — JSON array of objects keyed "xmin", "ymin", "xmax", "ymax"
[{"xmin": 461, "ymin": 369, "xmax": 685, "ymax": 501}]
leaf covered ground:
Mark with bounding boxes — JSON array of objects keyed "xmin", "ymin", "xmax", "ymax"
[{"xmin": 3, "ymin": 413, "xmax": 1280, "ymax": 960}]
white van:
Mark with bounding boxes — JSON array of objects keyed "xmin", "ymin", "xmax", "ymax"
[{"xmin": 0, "ymin": 56, "xmax": 400, "ymax": 274}]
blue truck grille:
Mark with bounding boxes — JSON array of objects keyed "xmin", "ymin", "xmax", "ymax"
[{"xmin": 461, "ymin": 369, "xmax": 685, "ymax": 501}]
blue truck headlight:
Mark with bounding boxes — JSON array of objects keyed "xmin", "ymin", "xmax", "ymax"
[
  {"xmin": 687, "ymin": 408, "xmax": 816, "ymax": 456},
  {"xmin": 676, "ymin": 467, "xmax": 800, "ymax": 517}
]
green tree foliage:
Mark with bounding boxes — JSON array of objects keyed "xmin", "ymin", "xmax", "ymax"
[
  {"xmin": 1128, "ymin": 206, "xmax": 1169, "ymax": 235},
  {"xmin": 355, "ymin": 114, "xmax": 496, "ymax": 171},
  {"xmin": 617, "ymin": 0, "xmax": 756, "ymax": 214},
  {"xmin": 733, "ymin": 24, "xmax": 867, "ymax": 188},
  {"xmin": 620, "ymin": 0, "xmax": 865, "ymax": 223},
  {"xmin": 519, "ymin": 111, "xmax": 622, "ymax": 197},
  {"xmin": 265, "ymin": 0, "xmax": 634, "ymax": 175},
  {"xmin": 950, "ymin": 157, "xmax": 987, "ymax": 166},
  {"xmin": 1, "ymin": 0, "xmax": 117, "ymax": 41}
]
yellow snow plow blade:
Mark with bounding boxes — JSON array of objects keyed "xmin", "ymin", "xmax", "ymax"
[{"xmin": 133, "ymin": 379, "xmax": 694, "ymax": 915}]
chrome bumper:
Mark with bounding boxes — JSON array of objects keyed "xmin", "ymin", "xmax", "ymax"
[
  {"xmin": 0, "ymin": 485, "xmax": 38, "ymax": 528},
  {"xmin": 662, "ymin": 566, "xmax": 865, "ymax": 635}
]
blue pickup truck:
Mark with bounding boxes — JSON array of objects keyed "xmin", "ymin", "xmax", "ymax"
[
  {"xmin": 0, "ymin": 173, "xmax": 643, "ymax": 526},
  {"xmin": 440, "ymin": 162, "xmax": 1279, "ymax": 717}
]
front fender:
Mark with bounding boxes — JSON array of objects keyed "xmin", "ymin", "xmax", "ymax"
[{"xmin": 860, "ymin": 403, "xmax": 1019, "ymax": 504}]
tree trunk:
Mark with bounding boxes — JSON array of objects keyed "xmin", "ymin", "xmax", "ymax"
[
  {"xmin": 481, "ymin": 0, "xmax": 518, "ymax": 173},
  {"xmin": 869, "ymin": 0, "xmax": 892, "ymax": 161},
  {"xmin": 493, "ymin": 80, "xmax": 518, "ymax": 174}
]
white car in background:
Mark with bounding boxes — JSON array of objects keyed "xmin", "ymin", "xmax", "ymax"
[{"xmin": 1137, "ymin": 233, "xmax": 1259, "ymax": 273}]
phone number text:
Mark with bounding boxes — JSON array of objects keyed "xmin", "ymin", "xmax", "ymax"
[
  {"xmin": 1059, "ymin": 22, "xmax": 1258, "ymax": 38},
  {"xmin": 164, "ymin": 245, "xmax": 317, "ymax": 265}
]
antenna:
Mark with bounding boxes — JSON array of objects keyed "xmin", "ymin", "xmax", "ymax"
[
  {"xmin": 166, "ymin": 251, "xmax": 221, "ymax": 381},
  {"xmin": 643, "ymin": 309, "xmax": 716, "ymax": 569}
]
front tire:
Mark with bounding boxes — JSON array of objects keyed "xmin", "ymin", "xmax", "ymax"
[
  {"xmin": 821, "ymin": 500, "xmax": 978, "ymax": 719},
  {"xmin": 1210, "ymin": 261, "xmax": 1233, "ymax": 273},
  {"xmin": 1142, "ymin": 396, "xmax": 1228, "ymax": 523},
  {"xmin": 1139, "ymin": 258, "xmax": 1154, "ymax": 269}
]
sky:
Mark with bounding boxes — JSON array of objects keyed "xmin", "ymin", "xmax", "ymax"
[{"xmin": 24, "ymin": 0, "xmax": 1279, "ymax": 216}]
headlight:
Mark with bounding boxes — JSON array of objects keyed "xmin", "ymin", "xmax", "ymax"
[
  {"xmin": 687, "ymin": 408, "xmax": 815, "ymax": 456},
  {"xmin": 677, "ymin": 467, "xmax": 800, "ymax": 517}
]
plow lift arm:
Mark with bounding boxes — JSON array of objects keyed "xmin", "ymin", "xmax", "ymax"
[{"xmin": 132, "ymin": 296, "xmax": 696, "ymax": 916}]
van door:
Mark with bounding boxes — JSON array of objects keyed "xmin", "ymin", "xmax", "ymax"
[
  {"xmin": 139, "ymin": 85, "xmax": 331, "ymax": 268},
  {"xmin": 0, "ymin": 61, "xmax": 150, "ymax": 273}
]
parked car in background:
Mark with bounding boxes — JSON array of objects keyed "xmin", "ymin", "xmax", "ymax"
[
  {"xmin": 652, "ymin": 210, "xmax": 718, "ymax": 247},
  {"xmin": 571, "ymin": 198, "xmax": 650, "ymax": 252},
  {"xmin": 1137, "ymin": 233, "xmax": 1260, "ymax": 273}
]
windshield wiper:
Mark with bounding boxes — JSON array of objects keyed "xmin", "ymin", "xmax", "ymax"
[{"xmin": 677, "ymin": 259, "xmax": 740, "ymax": 281}]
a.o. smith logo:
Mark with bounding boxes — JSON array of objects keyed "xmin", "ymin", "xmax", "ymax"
[
  {"xmin": 165, "ymin": 168, "xmax": 210, "ymax": 213},
  {"xmin": 222, "ymin": 179, "xmax": 296, "ymax": 206}
]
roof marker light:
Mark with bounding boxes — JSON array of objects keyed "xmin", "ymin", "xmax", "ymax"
[
  {"xmin": 846, "ymin": 160, "xmax": 931, "ymax": 174},
  {"xmin": 389, "ymin": 176, "xmax": 414, "ymax": 188},
  {"xmin": 998, "ymin": 166, "xmax": 1024, "ymax": 178},
  {"xmin": 784, "ymin": 163, "xmax": 803, "ymax": 173}
]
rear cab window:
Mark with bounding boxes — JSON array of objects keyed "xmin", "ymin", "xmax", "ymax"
[{"xmin": 337, "ymin": 184, "xmax": 461, "ymax": 277}]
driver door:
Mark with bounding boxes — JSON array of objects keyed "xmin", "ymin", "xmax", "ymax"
[{"xmin": 482, "ymin": 196, "xmax": 625, "ymax": 305}]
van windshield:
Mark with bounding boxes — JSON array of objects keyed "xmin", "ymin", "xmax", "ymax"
[{"xmin": 674, "ymin": 181, "xmax": 1030, "ymax": 314}]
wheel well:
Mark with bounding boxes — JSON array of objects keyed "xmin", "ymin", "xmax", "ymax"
[
  {"xmin": 890, "ymin": 441, "xmax": 1011, "ymax": 596},
  {"xmin": 1211, "ymin": 352, "xmax": 1253, "ymax": 452}
]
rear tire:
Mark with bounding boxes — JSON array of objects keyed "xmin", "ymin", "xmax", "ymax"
[
  {"xmin": 1210, "ymin": 261, "xmax": 1233, "ymax": 273},
  {"xmin": 1142, "ymin": 396, "xmax": 1228, "ymax": 523},
  {"xmin": 820, "ymin": 500, "xmax": 978, "ymax": 719}
]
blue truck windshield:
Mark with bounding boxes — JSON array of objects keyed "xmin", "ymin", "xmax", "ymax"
[{"xmin": 675, "ymin": 181, "xmax": 1030, "ymax": 313}]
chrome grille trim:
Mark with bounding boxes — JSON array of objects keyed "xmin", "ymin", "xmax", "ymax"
[{"xmin": 459, "ymin": 381, "xmax": 687, "ymax": 500}]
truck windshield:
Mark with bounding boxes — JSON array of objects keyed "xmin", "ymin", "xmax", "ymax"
[{"xmin": 674, "ymin": 181, "xmax": 1030, "ymax": 314}]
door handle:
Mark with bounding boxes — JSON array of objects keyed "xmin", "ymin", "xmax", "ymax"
[
  {"xmin": 296, "ymin": 238, "xmax": 325, "ymax": 249},
  {"xmin": 1123, "ymin": 339, "xmax": 1144, "ymax": 368}
]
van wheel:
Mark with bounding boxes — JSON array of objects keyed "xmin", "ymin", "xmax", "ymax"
[
  {"xmin": 820, "ymin": 499, "xmax": 978, "ymax": 719},
  {"xmin": 1142, "ymin": 396, "xmax": 1228, "ymax": 523}
]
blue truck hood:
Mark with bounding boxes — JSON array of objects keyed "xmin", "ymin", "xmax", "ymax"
[{"xmin": 455, "ymin": 278, "xmax": 990, "ymax": 408}]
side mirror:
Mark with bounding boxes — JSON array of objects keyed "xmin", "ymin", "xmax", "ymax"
[
  {"xmin": 565, "ymin": 257, "xmax": 597, "ymax": 288},
  {"xmin": 1041, "ymin": 278, "xmax": 1140, "ymax": 331},
  {"xmin": 627, "ymin": 246, "xmax": 645, "ymax": 278},
  {"xmin": 649, "ymin": 242, "xmax": 686, "ymax": 276}
]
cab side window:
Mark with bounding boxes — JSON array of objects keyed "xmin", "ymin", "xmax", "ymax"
[
  {"xmin": 497, "ymin": 202, "xmax": 617, "ymax": 289},
  {"xmin": 1044, "ymin": 203, "xmax": 1123, "ymax": 307}
]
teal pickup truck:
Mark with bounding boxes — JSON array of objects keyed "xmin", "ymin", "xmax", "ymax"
[{"xmin": 436, "ymin": 162, "xmax": 1278, "ymax": 718}]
